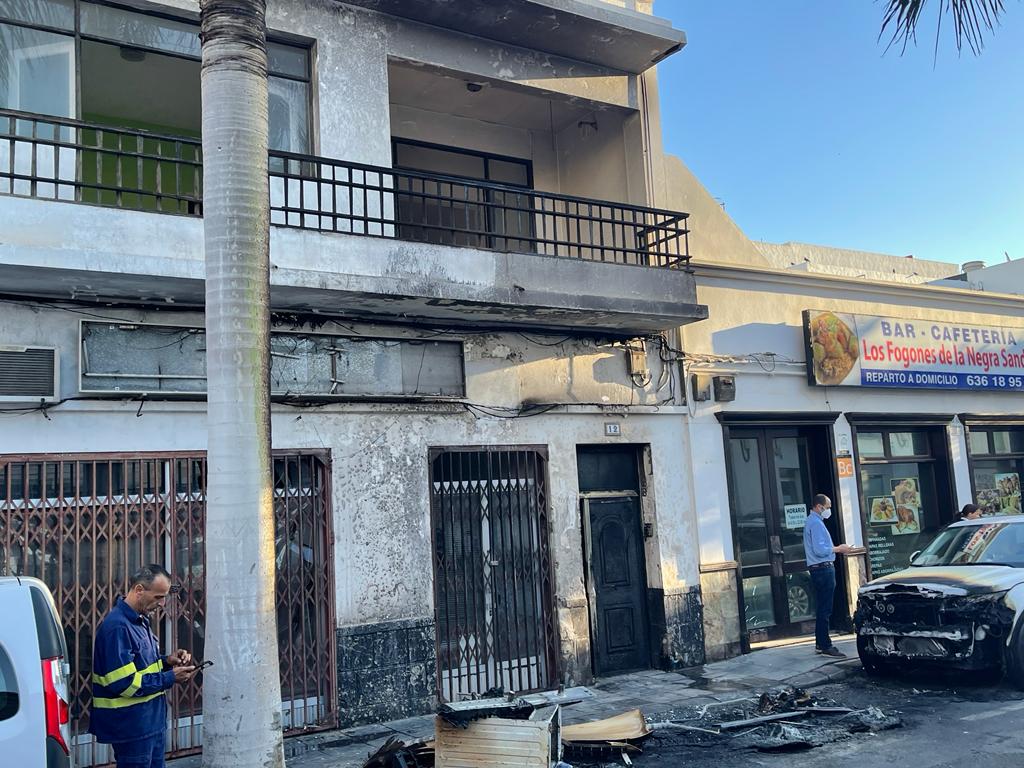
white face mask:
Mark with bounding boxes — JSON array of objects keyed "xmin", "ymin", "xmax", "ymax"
[{"xmin": 821, "ymin": 508, "xmax": 832, "ymax": 520}]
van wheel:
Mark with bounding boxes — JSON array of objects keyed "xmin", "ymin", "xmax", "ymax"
[{"xmin": 1005, "ymin": 622, "xmax": 1024, "ymax": 689}]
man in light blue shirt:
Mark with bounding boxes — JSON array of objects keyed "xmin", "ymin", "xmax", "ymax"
[{"xmin": 803, "ymin": 494, "xmax": 851, "ymax": 657}]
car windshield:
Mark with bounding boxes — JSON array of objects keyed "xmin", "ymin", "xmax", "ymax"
[{"xmin": 913, "ymin": 522, "xmax": 1024, "ymax": 567}]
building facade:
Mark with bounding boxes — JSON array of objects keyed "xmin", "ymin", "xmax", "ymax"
[
  {"xmin": 675, "ymin": 236, "xmax": 1024, "ymax": 660},
  {"xmin": 4, "ymin": 2, "xmax": 1023, "ymax": 766},
  {"xmin": 0, "ymin": 1, "xmax": 710, "ymax": 765}
]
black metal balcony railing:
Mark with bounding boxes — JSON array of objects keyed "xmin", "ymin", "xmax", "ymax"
[
  {"xmin": 0, "ymin": 109, "xmax": 203, "ymax": 215},
  {"xmin": 0, "ymin": 109, "xmax": 690, "ymax": 268}
]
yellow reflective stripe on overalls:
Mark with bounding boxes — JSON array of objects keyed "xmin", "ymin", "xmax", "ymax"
[
  {"xmin": 91, "ymin": 661, "xmax": 138, "ymax": 687},
  {"xmin": 122, "ymin": 659, "xmax": 165, "ymax": 697},
  {"xmin": 92, "ymin": 690, "xmax": 165, "ymax": 709}
]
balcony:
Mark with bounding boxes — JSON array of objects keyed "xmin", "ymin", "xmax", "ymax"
[{"xmin": 0, "ymin": 109, "xmax": 707, "ymax": 334}]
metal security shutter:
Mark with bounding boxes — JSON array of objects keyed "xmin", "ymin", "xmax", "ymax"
[
  {"xmin": 429, "ymin": 447, "xmax": 558, "ymax": 702},
  {"xmin": 0, "ymin": 451, "xmax": 336, "ymax": 767}
]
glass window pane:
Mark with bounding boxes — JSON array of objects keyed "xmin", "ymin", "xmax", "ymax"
[
  {"xmin": 0, "ymin": 0, "xmax": 74, "ymax": 29},
  {"xmin": 743, "ymin": 575, "xmax": 776, "ymax": 629},
  {"xmin": 269, "ymin": 76, "xmax": 309, "ymax": 153},
  {"xmin": 992, "ymin": 431, "xmax": 1014, "ymax": 454},
  {"xmin": 861, "ymin": 461, "xmax": 939, "ymax": 577},
  {"xmin": 0, "ymin": 23, "xmax": 75, "ymax": 117},
  {"xmin": 488, "ymin": 157, "xmax": 529, "ymax": 186},
  {"xmin": 1012, "ymin": 430, "xmax": 1024, "ymax": 454},
  {"xmin": 728, "ymin": 438, "xmax": 769, "ymax": 567},
  {"xmin": 81, "ymin": 2, "xmax": 201, "ymax": 58},
  {"xmin": 856, "ymin": 432, "xmax": 885, "ymax": 458},
  {"xmin": 81, "ymin": 39, "xmax": 201, "ymax": 135},
  {"xmin": 0, "ymin": 643, "xmax": 19, "ymax": 721},
  {"xmin": 395, "ymin": 141, "xmax": 486, "ymax": 180},
  {"xmin": 968, "ymin": 430, "xmax": 991, "ymax": 455},
  {"xmin": 889, "ymin": 431, "xmax": 927, "ymax": 457},
  {"xmin": 268, "ymin": 40, "xmax": 308, "ymax": 79},
  {"xmin": 771, "ymin": 437, "xmax": 811, "ymax": 563}
]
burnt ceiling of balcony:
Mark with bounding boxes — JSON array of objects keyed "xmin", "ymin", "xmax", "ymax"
[
  {"xmin": 388, "ymin": 61, "xmax": 626, "ymax": 132},
  {"xmin": 0, "ymin": 265, "xmax": 706, "ymax": 337},
  {"xmin": 342, "ymin": 0, "xmax": 686, "ymax": 73}
]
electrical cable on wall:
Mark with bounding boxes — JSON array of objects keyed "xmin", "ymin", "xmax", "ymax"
[{"xmin": 2, "ymin": 297, "xmax": 694, "ymax": 417}]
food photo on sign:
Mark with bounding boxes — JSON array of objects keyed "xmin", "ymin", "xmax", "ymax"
[
  {"xmin": 807, "ymin": 311, "xmax": 860, "ymax": 385},
  {"xmin": 891, "ymin": 477, "xmax": 921, "ymax": 507},
  {"xmin": 868, "ymin": 496, "xmax": 897, "ymax": 524},
  {"xmin": 892, "ymin": 504, "xmax": 921, "ymax": 535}
]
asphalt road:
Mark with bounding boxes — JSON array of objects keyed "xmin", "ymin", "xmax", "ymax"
[{"xmin": 624, "ymin": 669, "xmax": 1024, "ymax": 768}]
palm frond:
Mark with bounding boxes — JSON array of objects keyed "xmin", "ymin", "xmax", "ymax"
[{"xmin": 881, "ymin": 0, "xmax": 1007, "ymax": 55}]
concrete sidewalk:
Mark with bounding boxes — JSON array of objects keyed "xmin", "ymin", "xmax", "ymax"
[{"xmin": 170, "ymin": 635, "xmax": 860, "ymax": 767}]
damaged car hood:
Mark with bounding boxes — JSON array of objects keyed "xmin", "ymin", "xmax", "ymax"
[{"xmin": 861, "ymin": 566, "xmax": 1024, "ymax": 597}]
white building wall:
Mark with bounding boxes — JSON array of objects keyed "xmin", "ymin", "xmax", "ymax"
[
  {"xmin": 677, "ymin": 263, "xmax": 1024, "ymax": 658},
  {"xmin": 0, "ymin": 301, "xmax": 701, "ymax": 682}
]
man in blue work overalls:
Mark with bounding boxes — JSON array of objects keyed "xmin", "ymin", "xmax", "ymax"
[{"xmin": 90, "ymin": 565, "xmax": 196, "ymax": 767}]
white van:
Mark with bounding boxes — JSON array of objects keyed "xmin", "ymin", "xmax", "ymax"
[{"xmin": 0, "ymin": 576, "xmax": 73, "ymax": 768}]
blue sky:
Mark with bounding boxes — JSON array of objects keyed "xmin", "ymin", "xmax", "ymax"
[{"xmin": 654, "ymin": 1, "xmax": 1024, "ymax": 266}]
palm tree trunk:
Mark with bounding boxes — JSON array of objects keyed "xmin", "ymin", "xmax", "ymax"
[{"xmin": 198, "ymin": 2, "xmax": 283, "ymax": 766}]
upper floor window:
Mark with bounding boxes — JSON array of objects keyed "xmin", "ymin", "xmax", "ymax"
[
  {"xmin": 0, "ymin": 0, "xmax": 311, "ymax": 152},
  {"xmin": 391, "ymin": 138, "xmax": 534, "ymax": 250}
]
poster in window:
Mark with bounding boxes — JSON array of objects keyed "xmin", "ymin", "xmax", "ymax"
[
  {"xmin": 994, "ymin": 473, "xmax": 1022, "ymax": 516},
  {"xmin": 974, "ymin": 470, "xmax": 999, "ymax": 515},
  {"xmin": 890, "ymin": 477, "xmax": 921, "ymax": 508},
  {"xmin": 891, "ymin": 504, "xmax": 921, "ymax": 535},
  {"xmin": 868, "ymin": 496, "xmax": 897, "ymax": 525}
]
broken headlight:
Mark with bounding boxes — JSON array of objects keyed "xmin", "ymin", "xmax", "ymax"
[
  {"xmin": 942, "ymin": 591, "xmax": 1013, "ymax": 638},
  {"xmin": 944, "ymin": 591, "xmax": 1009, "ymax": 612}
]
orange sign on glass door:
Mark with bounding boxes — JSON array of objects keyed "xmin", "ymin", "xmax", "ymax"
[{"xmin": 836, "ymin": 455, "xmax": 854, "ymax": 478}]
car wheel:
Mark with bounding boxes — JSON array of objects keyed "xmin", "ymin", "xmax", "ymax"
[
  {"xmin": 857, "ymin": 635, "xmax": 890, "ymax": 678},
  {"xmin": 788, "ymin": 582, "xmax": 811, "ymax": 620},
  {"xmin": 1005, "ymin": 620, "xmax": 1024, "ymax": 689}
]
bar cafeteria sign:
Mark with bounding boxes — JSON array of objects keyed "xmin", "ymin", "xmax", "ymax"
[{"xmin": 803, "ymin": 310, "xmax": 1024, "ymax": 391}]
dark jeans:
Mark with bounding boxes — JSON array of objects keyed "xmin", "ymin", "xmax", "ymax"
[
  {"xmin": 810, "ymin": 564, "xmax": 836, "ymax": 650},
  {"xmin": 112, "ymin": 730, "xmax": 166, "ymax": 768}
]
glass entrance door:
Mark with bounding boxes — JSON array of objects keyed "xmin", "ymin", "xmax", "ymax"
[{"xmin": 727, "ymin": 428, "xmax": 825, "ymax": 641}]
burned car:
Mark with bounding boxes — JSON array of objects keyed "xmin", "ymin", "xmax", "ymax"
[{"xmin": 855, "ymin": 515, "xmax": 1024, "ymax": 686}]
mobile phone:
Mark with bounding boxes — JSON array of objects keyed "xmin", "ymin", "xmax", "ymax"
[{"xmin": 194, "ymin": 660, "xmax": 214, "ymax": 671}]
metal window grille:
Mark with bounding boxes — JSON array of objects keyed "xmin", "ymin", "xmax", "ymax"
[
  {"xmin": 0, "ymin": 451, "xmax": 335, "ymax": 767},
  {"xmin": 428, "ymin": 447, "xmax": 558, "ymax": 702}
]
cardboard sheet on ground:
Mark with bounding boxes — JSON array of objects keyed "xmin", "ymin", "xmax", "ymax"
[{"xmin": 561, "ymin": 709, "xmax": 652, "ymax": 743}]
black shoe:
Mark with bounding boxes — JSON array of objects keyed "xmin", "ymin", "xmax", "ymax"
[{"xmin": 816, "ymin": 646, "xmax": 846, "ymax": 658}]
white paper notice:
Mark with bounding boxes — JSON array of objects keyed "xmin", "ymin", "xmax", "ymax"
[{"xmin": 784, "ymin": 504, "xmax": 808, "ymax": 530}]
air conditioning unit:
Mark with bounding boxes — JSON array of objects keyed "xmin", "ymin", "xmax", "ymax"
[{"xmin": 0, "ymin": 345, "xmax": 60, "ymax": 402}]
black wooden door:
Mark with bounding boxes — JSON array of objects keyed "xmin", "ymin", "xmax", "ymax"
[{"xmin": 584, "ymin": 496, "xmax": 651, "ymax": 675}]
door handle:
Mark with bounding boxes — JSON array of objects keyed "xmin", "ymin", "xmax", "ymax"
[{"xmin": 770, "ymin": 535, "xmax": 784, "ymax": 557}]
